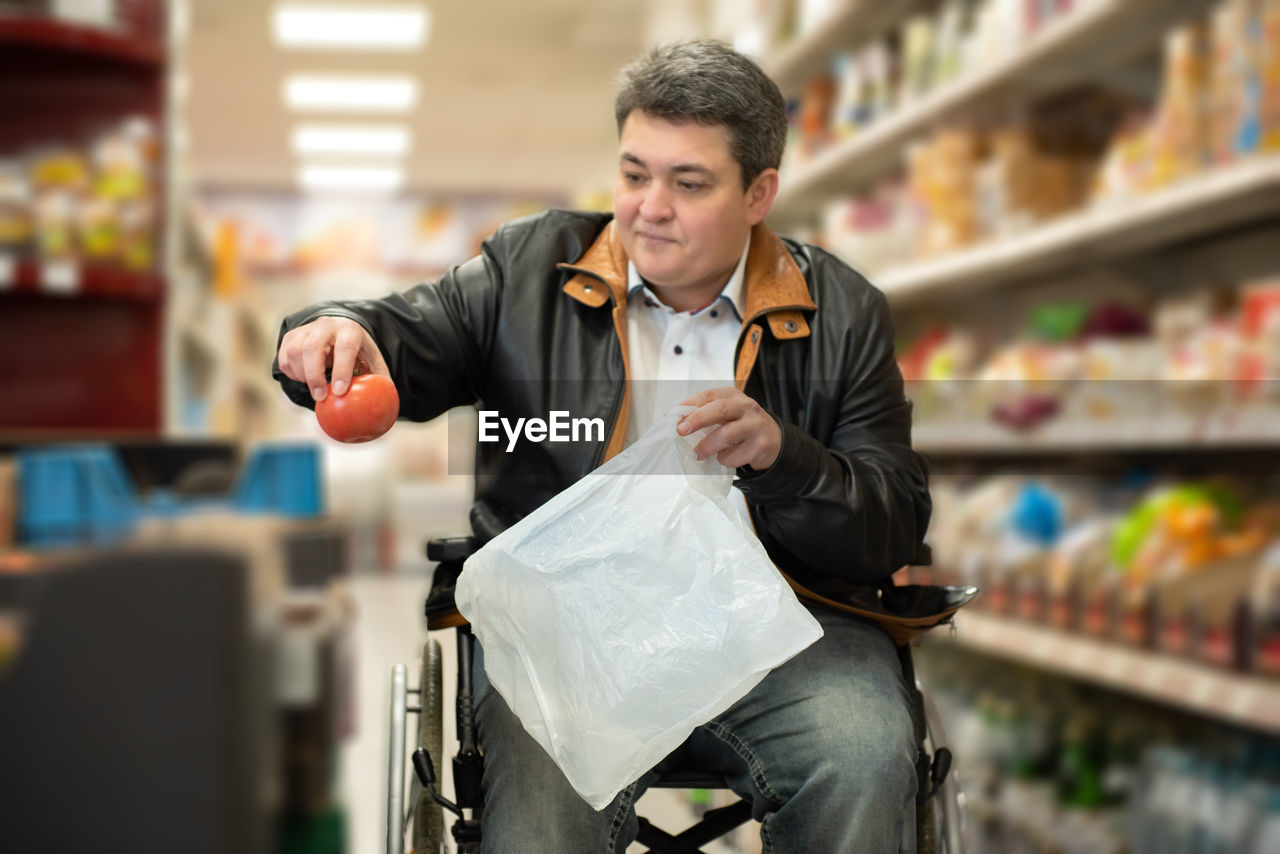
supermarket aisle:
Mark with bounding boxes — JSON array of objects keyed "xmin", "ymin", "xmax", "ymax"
[{"xmin": 342, "ymin": 573, "xmax": 432, "ymax": 854}]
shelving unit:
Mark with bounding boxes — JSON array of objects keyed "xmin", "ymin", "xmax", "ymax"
[
  {"xmin": 0, "ymin": 14, "xmax": 162, "ymax": 66},
  {"xmin": 879, "ymin": 155, "xmax": 1280, "ymax": 303},
  {"xmin": 936, "ymin": 611, "xmax": 1280, "ymax": 734},
  {"xmin": 0, "ymin": 5, "xmax": 171, "ymax": 439},
  {"xmin": 0, "ymin": 258, "xmax": 163, "ymax": 299},
  {"xmin": 769, "ymin": 0, "xmax": 1204, "ymax": 225},
  {"xmin": 913, "ymin": 408, "xmax": 1280, "ymax": 456},
  {"xmin": 758, "ymin": 0, "xmax": 1280, "ymax": 750},
  {"xmin": 761, "ymin": 0, "xmax": 923, "ymax": 97}
]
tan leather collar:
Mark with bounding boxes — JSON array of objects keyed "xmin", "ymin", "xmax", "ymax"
[
  {"xmin": 557, "ymin": 220, "xmax": 628, "ymax": 309},
  {"xmin": 558, "ymin": 220, "xmax": 816, "ymax": 329}
]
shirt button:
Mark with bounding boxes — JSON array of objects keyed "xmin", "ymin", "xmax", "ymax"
[
  {"xmin": 710, "ymin": 310, "xmax": 718, "ymax": 318},
  {"xmin": 674, "ymin": 345, "xmax": 683, "ymax": 355}
]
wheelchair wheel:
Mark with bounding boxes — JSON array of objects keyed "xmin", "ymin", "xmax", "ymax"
[{"xmin": 413, "ymin": 639, "xmax": 445, "ymax": 854}]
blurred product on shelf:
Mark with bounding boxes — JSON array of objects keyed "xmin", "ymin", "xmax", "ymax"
[
  {"xmin": 802, "ymin": 0, "xmax": 1280, "ymax": 276},
  {"xmin": 910, "ymin": 127, "xmax": 983, "ymax": 256},
  {"xmin": 916, "ymin": 474, "xmax": 1280, "ymax": 677},
  {"xmin": 1152, "ymin": 21, "xmax": 1211, "ymax": 187},
  {"xmin": 0, "ymin": 116, "xmax": 159, "ymax": 272},
  {"xmin": 899, "ymin": 276, "xmax": 1280, "ymax": 438},
  {"xmin": 914, "ymin": 647, "xmax": 1280, "ymax": 854},
  {"xmin": 786, "ymin": 0, "xmax": 1086, "ymax": 169}
]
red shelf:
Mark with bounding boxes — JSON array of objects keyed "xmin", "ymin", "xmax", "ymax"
[
  {"xmin": 0, "ymin": 259, "xmax": 162, "ymax": 301},
  {"xmin": 0, "ymin": 14, "xmax": 162, "ymax": 68}
]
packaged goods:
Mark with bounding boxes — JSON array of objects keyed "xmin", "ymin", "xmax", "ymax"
[
  {"xmin": 1209, "ymin": 0, "xmax": 1264, "ymax": 163},
  {"xmin": 0, "ymin": 160, "xmax": 32, "ymax": 252},
  {"xmin": 795, "ymin": 72, "xmax": 838, "ymax": 161},
  {"xmin": 1262, "ymin": 0, "xmax": 1280, "ymax": 149},
  {"xmin": 1151, "ymin": 22, "xmax": 1211, "ymax": 186},
  {"xmin": 901, "ymin": 13, "xmax": 938, "ymax": 103},
  {"xmin": 909, "ymin": 128, "xmax": 984, "ymax": 256}
]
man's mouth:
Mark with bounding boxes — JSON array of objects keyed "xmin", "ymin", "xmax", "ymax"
[{"xmin": 638, "ymin": 232, "xmax": 676, "ymax": 245}]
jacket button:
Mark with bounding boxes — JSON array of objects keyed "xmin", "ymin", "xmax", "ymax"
[
  {"xmin": 751, "ymin": 330, "xmax": 760, "ymax": 343},
  {"xmin": 784, "ymin": 320, "xmax": 797, "ymax": 333},
  {"xmin": 583, "ymin": 283, "xmax": 593, "ymax": 293}
]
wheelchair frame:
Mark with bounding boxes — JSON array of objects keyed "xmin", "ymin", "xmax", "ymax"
[{"xmin": 387, "ymin": 538, "xmax": 968, "ymax": 854}]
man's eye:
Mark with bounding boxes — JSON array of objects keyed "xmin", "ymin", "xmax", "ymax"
[
  {"xmin": 678, "ymin": 182, "xmax": 705, "ymax": 192},
  {"xmin": 624, "ymin": 173, "xmax": 645, "ymax": 184}
]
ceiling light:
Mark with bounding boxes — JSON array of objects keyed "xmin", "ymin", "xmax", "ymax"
[
  {"xmin": 298, "ymin": 164, "xmax": 405, "ymax": 193},
  {"xmin": 273, "ymin": 3, "xmax": 429, "ymax": 50},
  {"xmin": 283, "ymin": 74, "xmax": 418, "ymax": 112},
  {"xmin": 293, "ymin": 124, "xmax": 412, "ymax": 155}
]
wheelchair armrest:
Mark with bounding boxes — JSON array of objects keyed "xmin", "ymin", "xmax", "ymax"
[
  {"xmin": 426, "ymin": 536, "xmax": 478, "ymax": 563},
  {"xmin": 424, "ymin": 537, "xmax": 477, "ymax": 628}
]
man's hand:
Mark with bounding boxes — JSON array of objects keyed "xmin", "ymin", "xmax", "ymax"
[
  {"xmin": 276, "ymin": 316, "xmax": 390, "ymax": 401},
  {"xmin": 676, "ymin": 387, "xmax": 782, "ymax": 471}
]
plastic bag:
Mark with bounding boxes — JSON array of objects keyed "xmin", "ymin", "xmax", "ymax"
[{"xmin": 455, "ymin": 406, "xmax": 823, "ymax": 809}]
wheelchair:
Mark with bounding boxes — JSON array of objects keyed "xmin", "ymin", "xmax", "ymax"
[{"xmin": 387, "ymin": 536, "xmax": 969, "ymax": 854}]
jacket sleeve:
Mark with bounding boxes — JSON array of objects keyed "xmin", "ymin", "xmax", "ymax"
[
  {"xmin": 271, "ymin": 228, "xmax": 507, "ymax": 422},
  {"xmin": 735, "ymin": 289, "xmax": 931, "ymax": 586}
]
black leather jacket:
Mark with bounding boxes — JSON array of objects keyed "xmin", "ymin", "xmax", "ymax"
[{"xmin": 274, "ymin": 210, "xmax": 931, "ymax": 590}]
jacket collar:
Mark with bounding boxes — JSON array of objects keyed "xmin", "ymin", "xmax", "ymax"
[{"xmin": 558, "ymin": 219, "xmax": 816, "ymax": 326}]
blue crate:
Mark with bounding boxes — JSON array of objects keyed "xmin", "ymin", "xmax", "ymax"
[
  {"xmin": 233, "ymin": 444, "xmax": 323, "ymax": 517},
  {"xmin": 16, "ymin": 443, "xmax": 324, "ymax": 547}
]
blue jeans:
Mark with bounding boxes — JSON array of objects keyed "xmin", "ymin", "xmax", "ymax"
[{"xmin": 472, "ymin": 606, "xmax": 919, "ymax": 853}]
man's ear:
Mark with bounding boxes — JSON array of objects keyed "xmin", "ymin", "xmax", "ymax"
[{"xmin": 745, "ymin": 168, "xmax": 779, "ymax": 226}]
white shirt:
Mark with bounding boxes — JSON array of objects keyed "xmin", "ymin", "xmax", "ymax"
[
  {"xmin": 624, "ymin": 234, "xmax": 752, "ymax": 519},
  {"xmin": 624, "ymin": 233, "xmax": 749, "ymax": 444}
]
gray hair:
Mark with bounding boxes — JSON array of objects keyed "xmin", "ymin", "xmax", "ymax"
[{"xmin": 614, "ymin": 40, "xmax": 787, "ymax": 190}]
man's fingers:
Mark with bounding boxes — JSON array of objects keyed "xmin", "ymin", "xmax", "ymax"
[
  {"xmin": 678, "ymin": 397, "xmax": 736, "ymax": 435},
  {"xmin": 274, "ymin": 317, "xmax": 388, "ymax": 399},
  {"xmin": 677, "ymin": 386, "xmax": 735, "ymax": 409},
  {"xmin": 693, "ymin": 421, "xmax": 749, "ymax": 461},
  {"xmin": 301, "ymin": 329, "xmax": 332, "ymax": 401},
  {"xmin": 329, "ymin": 325, "xmax": 365, "ymax": 396}
]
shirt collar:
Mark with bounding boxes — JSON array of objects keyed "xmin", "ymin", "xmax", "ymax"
[{"xmin": 627, "ymin": 232, "xmax": 750, "ymax": 319}]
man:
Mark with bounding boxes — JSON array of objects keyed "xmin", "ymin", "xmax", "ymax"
[{"xmin": 276, "ymin": 40, "xmax": 931, "ymax": 853}]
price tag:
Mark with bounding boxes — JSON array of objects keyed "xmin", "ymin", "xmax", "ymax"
[
  {"xmin": 40, "ymin": 260, "xmax": 80, "ymax": 295},
  {"xmin": 0, "ymin": 254, "xmax": 14, "ymax": 289}
]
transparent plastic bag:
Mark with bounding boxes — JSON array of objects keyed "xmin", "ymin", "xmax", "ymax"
[{"xmin": 455, "ymin": 406, "xmax": 823, "ymax": 809}]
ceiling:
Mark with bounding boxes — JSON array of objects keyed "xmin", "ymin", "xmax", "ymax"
[{"xmin": 184, "ymin": 0, "xmax": 648, "ymax": 200}]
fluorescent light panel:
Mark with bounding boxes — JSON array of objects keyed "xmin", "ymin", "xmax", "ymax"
[
  {"xmin": 293, "ymin": 123, "xmax": 411, "ymax": 155},
  {"xmin": 273, "ymin": 3, "xmax": 429, "ymax": 50},
  {"xmin": 283, "ymin": 74, "xmax": 418, "ymax": 112},
  {"xmin": 299, "ymin": 164, "xmax": 405, "ymax": 193}
]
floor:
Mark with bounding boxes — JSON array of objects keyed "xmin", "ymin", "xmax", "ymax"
[{"xmin": 340, "ymin": 574, "xmax": 758, "ymax": 854}]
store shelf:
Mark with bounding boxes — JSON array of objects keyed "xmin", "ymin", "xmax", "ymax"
[
  {"xmin": 240, "ymin": 370, "xmax": 280, "ymax": 405},
  {"xmin": 770, "ymin": 0, "xmax": 1161, "ymax": 222},
  {"xmin": 179, "ymin": 318, "xmax": 221, "ymax": 365},
  {"xmin": 0, "ymin": 15, "xmax": 162, "ymax": 67},
  {"xmin": 761, "ymin": 0, "xmax": 922, "ymax": 96},
  {"xmin": 913, "ymin": 407, "xmax": 1280, "ymax": 456},
  {"xmin": 942, "ymin": 611, "xmax": 1280, "ymax": 734},
  {"xmin": 878, "ymin": 155, "xmax": 1280, "ymax": 302},
  {"xmin": 0, "ymin": 257, "xmax": 162, "ymax": 300}
]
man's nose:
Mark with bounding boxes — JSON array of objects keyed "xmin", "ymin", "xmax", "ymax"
[{"xmin": 639, "ymin": 184, "xmax": 673, "ymax": 222}]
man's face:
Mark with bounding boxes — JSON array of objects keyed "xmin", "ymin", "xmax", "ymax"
[{"xmin": 614, "ymin": 111, "xmax": 776, "ymax": 312}]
